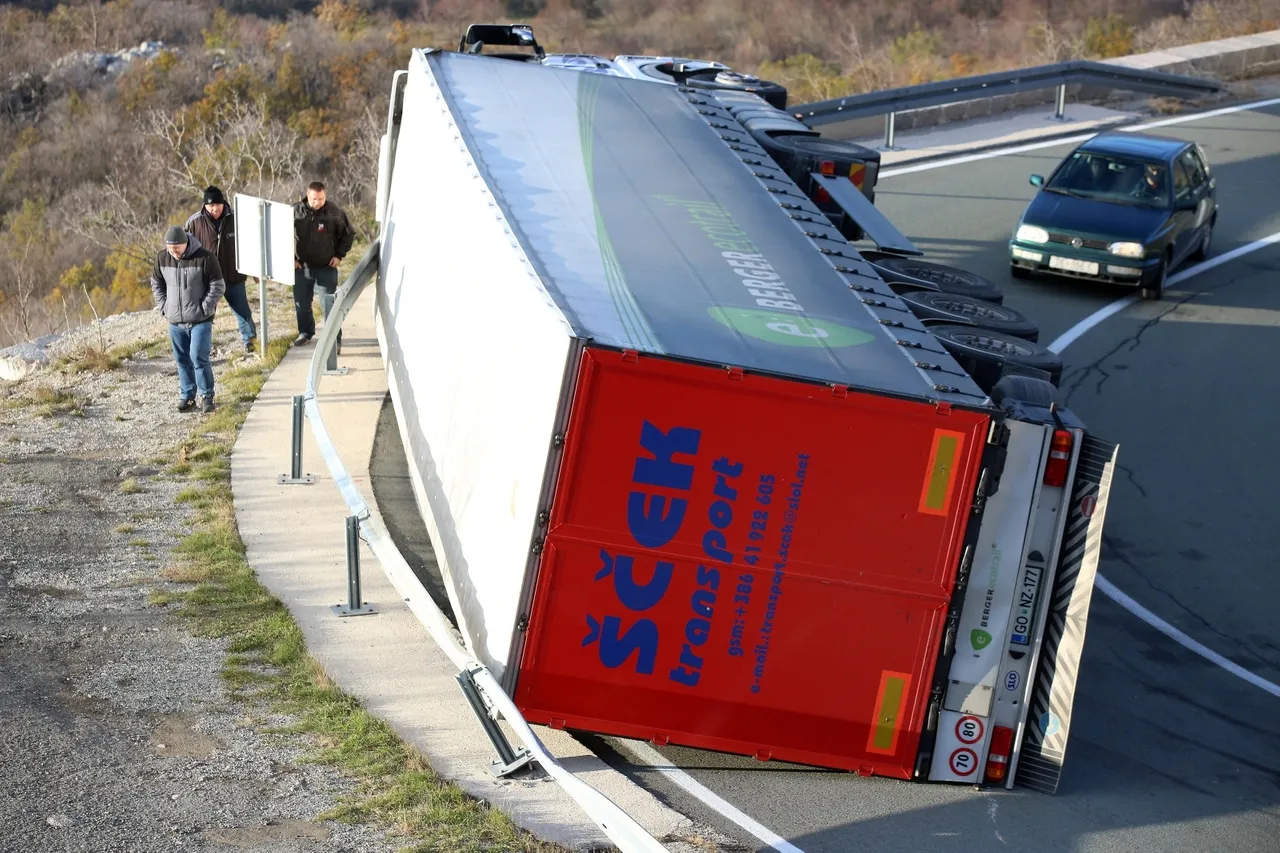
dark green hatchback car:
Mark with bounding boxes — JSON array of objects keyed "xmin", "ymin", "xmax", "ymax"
[{"xmin": 1008, "ymin": 132, "xmax": 1217, "ymax": 300}]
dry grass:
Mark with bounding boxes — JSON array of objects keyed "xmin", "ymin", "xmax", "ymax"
[{"xmin": 3, "ymin": 386, "xmax": 88, "ymax": 418}]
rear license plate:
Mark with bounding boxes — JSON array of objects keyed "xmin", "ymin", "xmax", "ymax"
[{"xmin": 1049, "ymin": 256, "xmax": 1099, "ymax": 275}]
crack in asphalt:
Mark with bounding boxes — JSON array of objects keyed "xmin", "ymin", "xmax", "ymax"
[
  {"xmin": 1058, "ymin": 261, "xmax": 1274, "ymax": 406},
  {"xmin": 1104, "ymin": 533, "xmax": 1280, "ymax": 672},
  {"xmin": 1114, "ymin": 462, "xmax": 1149, "ymax": 499}
]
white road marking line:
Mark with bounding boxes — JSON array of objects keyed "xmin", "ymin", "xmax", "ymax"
[
  {"xmin": 880, "ymin": 95, "xmax": 1280, "ymax": 178},
  {"xmin": 1047, "ymin": 230, "xmax": 1280, "ymax": 700},
  {"xmin": 1046, "ymin": 230, "xmax": 1280, "ymax": 352},
  {"xmin": 1094, "ymin": 577, "xmax": 1280, "ymax": 699},
  {"xmin": 625, "ymin": 741, "xmax": 807, "ymax": 853}
]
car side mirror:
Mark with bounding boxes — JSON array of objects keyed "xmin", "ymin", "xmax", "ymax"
[{"xmin": 1029, "ymin": 175, "xmax": 1044, "ymax": 187}]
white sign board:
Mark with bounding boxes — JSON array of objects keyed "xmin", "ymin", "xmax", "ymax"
[{"xmin": 234, "ymin": 192, "xmax": 296, "ymax": 285}]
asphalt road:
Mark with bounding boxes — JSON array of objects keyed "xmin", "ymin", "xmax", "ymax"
[{"xmin": 370, "ymin": 100, "xmax": 1280, "ymax": 852}]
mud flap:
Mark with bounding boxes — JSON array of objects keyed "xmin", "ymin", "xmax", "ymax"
[
  {"xmin": 810, "ymin": 172, "xmax": 922, "ymax": 256},
  {"xmin": 1012, "ymin": 434, "xmax": 1119, "ymax": 793}
]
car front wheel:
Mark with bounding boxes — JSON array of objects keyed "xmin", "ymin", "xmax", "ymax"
[{"xmin": 1141, "ymin": 255, "xmax": 1168, "ymax": 301}]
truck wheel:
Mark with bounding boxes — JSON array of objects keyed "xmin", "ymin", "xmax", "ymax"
[
  {"xmin": 871, "ymin": 257, "xmax": 1005, "ymax": 304},
  {"xmin": 896, "ymin": 290, "xmax": 1040, "ymax": 342},
  {"xmin": 990, "ymin": 375, "xmax": 1064, "ymax": 408},
  {"xmin": 929, "ymin": 324, "xmax": 1064, "ymax": 393}
]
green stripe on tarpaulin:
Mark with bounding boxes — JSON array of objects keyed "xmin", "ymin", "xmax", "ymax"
[{"xmin": 576, "ymin": 73, "xmax": 664, "ymax": 353}]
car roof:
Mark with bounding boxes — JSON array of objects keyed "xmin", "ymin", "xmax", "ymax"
[{"xmin": 1078, "ymin": 131, "xmax": 1190, "ymax": 161}]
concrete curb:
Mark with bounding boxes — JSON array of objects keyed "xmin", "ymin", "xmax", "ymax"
[{"xmin": 229, "ymin": 288, "xmax": 692, "ymax": 851}]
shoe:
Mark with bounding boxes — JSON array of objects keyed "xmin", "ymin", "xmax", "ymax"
[
  {"xmin": 200, "ymin": 395, "xmax": 216, "ymax": 413},
  {"xmin": 293, "ymin": 333, "xmax": 312, "ymax": 346},
  {"xmin": 177, "ymin": 398, "xmax": 195, "ymax": 413},
  {"xmin": 245, "ymin": 337, "xmax": 257, "ymax": 354}
]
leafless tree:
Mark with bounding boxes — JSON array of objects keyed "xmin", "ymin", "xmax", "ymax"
[
  {"xmin": 61, "ymin": 174, "xmax": 174, "ymax": 267},
  {"xmin": 330, "ymin": 104, "xmax": 382, "ymax": 215},
  {"xmin": 0, "ymin": 203, "xmax": 57, "ymax": 345},
  {"xmin": 142, "ymin": 93, "xmax": 304, "ymax": 202}
]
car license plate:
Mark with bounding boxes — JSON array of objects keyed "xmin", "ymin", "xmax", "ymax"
[{"xmin": 1049, "ymin": 256, "xmax": 1099, "ymax": 275}]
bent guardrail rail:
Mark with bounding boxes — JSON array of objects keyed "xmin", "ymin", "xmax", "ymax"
[
  {"xmin": 791, "ymin": 60, "xmax": 1224, "ymax": 147},
  {"xmin": 298, "ymin": 241, "xmax": 670, "ymax": 853}
]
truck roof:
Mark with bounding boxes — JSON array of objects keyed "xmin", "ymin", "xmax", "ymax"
[{"xmin": 424, "ymin": 49, "xmax": 991, "ymax": 407}]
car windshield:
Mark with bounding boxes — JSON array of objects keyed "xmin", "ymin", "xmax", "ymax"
[{"xmin": 1045, "ymin": 151, "xmax": 1171, "ymax": 208}]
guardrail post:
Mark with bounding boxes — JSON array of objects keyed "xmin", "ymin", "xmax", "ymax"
[
  {"xmin": 323, "ymin": 303, "xmax": 349, "ymax": 376},
  {"xmin": 455, "ymin": 667, "xmax": 534, "ymax": 778},
  {"xmin": 257, "ymin": 276, "xmax": 269, "ymax": 359},
  {"xmin": 332, "ymin": 515, "xmax": 377, "ymax": 617},
  {"xmin": 277, "ymin": 394, "xmax": 316, "ymax": 485},
  {"xmin": 883, "ymin": 111, "xmax": 898, "ymax": 150},
  {"xmin": 1051, "ymin": 83, "xmax": 1068, "ymax": 121}
]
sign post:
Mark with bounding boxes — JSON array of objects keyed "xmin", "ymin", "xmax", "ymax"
[{"xmin": 234, "ymin": 192, "xmax": 297, "ymax": 358}]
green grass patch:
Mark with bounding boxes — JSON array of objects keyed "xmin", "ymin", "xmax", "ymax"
[
  {"xmin": 119, "ymin": 478, "xmax": 144, "ymax": 494},
  {"xmin": 128, "ymin": 537, "xmax": 151, "ymax": 547},
  {"xmin": 154, "ymin": 324, "xmax": 563, "ymax": 851},
  {"xmin": 114, "ymin": 523, "xmax": 137, "ymax": 534}
]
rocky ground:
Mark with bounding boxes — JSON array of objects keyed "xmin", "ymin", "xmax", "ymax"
[{"xmin": 0, "ymin": 301, "xmax": 399, "ymax": 852}]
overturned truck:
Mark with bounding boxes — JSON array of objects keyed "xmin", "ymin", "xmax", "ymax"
[{"xmin": 372, "ymin": 46, "xmax": 1119, "ymax": 792}]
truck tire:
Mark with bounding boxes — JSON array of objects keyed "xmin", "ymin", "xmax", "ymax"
[
  {"xmin": 929, "ymin": 324, "xmax": 1064, "ymax": 393},
  {"xmin": 990, "ymin": 375, "xmax": 1064, "ymax": 408},
  {"xmin": 896, "ymin": 290, "xmax": 1040, "ymax": 342},
  {"xmin": 870, "ymin": 256, "xmax": 1005, "ymax": 304}
]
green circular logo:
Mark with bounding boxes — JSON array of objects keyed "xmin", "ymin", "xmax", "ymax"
[{"xmin": 708, "ymin": 307, "xmax": 875, "ymax": 348}]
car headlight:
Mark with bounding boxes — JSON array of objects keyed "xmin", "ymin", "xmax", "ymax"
[
  {"xmin": 1108, "ymin": 241, "xmax": 1144, "ymax": 258},
  {"xmin": 1015, "ymin": 224, "xmax": 1049, "ymax": 244}
]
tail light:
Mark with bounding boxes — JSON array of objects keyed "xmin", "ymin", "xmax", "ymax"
[
  {"xmin": 814, "ymin": 186, "xmax": 831, "ymax": 204},
  {"xmin": 1044, "ymin": 429, "xmax": 1073, "ymax": 487},
  {"xmin": 984, "ymin": 725, "xmax": 1014, "ymax": 784},
  {"xmin": 819, "ymin": 159, "xmax": 836, "ymax": 175}
]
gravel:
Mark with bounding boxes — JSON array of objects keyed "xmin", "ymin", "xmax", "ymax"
[{"xmin": 0, "ymin": 305, "xmax": 400, "ymax": 852}]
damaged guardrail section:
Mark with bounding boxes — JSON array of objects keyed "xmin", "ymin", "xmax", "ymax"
[{"xmin": 296, "ymin": 241, "xmax": 669, "ymax": 853}]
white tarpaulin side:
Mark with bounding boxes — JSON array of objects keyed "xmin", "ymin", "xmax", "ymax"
[{"xmin": 374, "ymin": 50, "xmax": 576, "ymax": 683}]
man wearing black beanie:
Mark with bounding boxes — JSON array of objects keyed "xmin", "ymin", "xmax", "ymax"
[{"xmin": 186, "ymin": 185, "xmax": 258, "ymax": 354}]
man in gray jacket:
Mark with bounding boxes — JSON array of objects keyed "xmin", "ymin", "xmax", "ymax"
[{"xmin": 150, "ymin": 225, "xmax": 226, "ymax": 413}]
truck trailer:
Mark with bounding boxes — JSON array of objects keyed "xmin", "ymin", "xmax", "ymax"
[{"xmin": 372, "ymin": 45, "xmax": 1118, "ymax": 791}]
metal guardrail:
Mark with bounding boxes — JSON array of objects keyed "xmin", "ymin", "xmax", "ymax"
[
  {"xmin": 296, "ymin": 241, "xmax": 670, "ymax": 853},
  {"xmin": 791, "ymin": 60, "xmax": 1224, "ymax": 147}
]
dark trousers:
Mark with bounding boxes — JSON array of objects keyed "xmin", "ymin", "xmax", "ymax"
[
  {"xmin": 293, "ymin": 265, "xmax": 339, "ymax": 341},
  {"xmin": 223, "ymin": 282, "xmax": 257, "ymax": 345}
]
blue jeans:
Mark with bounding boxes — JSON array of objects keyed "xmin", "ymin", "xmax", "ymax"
[
  {"xmin": 224, "ymin": 282, "xmax": 257, "ymax": 345},
  {"xmin": 293, "ymin": 265, "xmax": 339, "ymax": 339},
  {"xmin": 170, "ymin": 320, "xmax": 214, "ymax": 400}
]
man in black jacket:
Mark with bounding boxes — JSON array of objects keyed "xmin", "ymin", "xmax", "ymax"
[
  {"xmin": 150, "ymin": 226, "xmax": 226, "ymax": 413},
  {"xmin": 186, "ymin": 186, "xmax": 257, "ymax": 354},
  {"xmin": 292, "ymin": 181, "xmax": 355, "ymax": 347}
]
